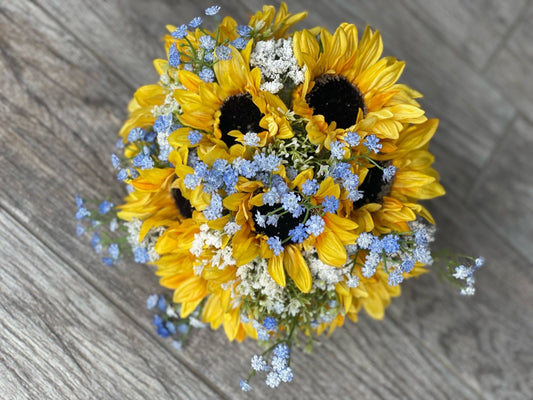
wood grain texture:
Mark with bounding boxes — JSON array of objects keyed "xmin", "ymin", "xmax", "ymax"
[
  {"xmin": 0, "ymin": 209, "xmax": 221, "ymax": 400},
  {"xmin": 485, "ymin": 1, "xmax": 533, "ymax": 117},
  {"xmin": 469, "ymin": 116, "xmax": 533, "ymax": 262},
  {"xmin": 1, "ymin": 0, "xmax": 533, "ymax": 399},
  {"xmin": 403, "ymin": 0, "xmax": 529, "ymax": 69}
]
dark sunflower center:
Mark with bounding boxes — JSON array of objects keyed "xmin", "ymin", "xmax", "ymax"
[
  {"xmin": 306, "ymin": 74, "xmax": 365, "ymax": 129},
  {"xmin": 252, "ymin": 204, "xmax": 304, "ymax": 241},
  {"xmin": 171, "ymin": 188, "xmax": 193, "ymax": 219},
  {"xmin": 218, "ymin": 93, "xmax": 264, "ymax": 147},
  {"xmin": 354, "ymin": 161, "xmax": 394, "ymax": 208}
]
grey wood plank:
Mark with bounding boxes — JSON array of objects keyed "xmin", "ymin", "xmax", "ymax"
[
  {"xmin": 31, "ymin": 0, "xmax": 253, "ymax": 88},
  {"xmin": 400, "ymin": 0, "xmax": 528, "ymax": 69},
  {"xmin": 468, "ymin": 116, "xmax": 533, "ymax": 263},
  {"xmin": 0, "ymin": 208, "xmax": 221, "ymax": 400},
  {"xmin": 485, "ymin": 2, "xmax": 533, "ymax": 117},
  {"xmin": 388, "ymin": 194, "xmax": 533, "ymax": 399},
  {"xmin": 236, "ymin": 0, "xmax": 516, "ymax": 198}
]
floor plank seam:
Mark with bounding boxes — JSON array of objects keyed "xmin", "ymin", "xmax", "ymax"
[
  {"xmin": 464, "ymin": 109, "xmax": 518, "ymax": 201},
  {"xmin": 0, "ymin": 203, "xmax": 231, "ymax": 400},
  {"xmin": 480, "ymin": 0, "xmax": 533, "ymax": 74},
  {"xmin": 27, "ymin": 0, "xmax": 138, "ymax": 94},
  {"xmin": 386, "ymin": 313, "xmax": 484, "ymax": 398}
]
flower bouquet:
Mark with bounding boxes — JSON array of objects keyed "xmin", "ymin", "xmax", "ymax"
[{"xmin": 75, "ymin": 3, "xmax": 483, "ymax": 391}]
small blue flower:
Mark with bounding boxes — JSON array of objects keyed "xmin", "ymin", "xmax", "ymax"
[
  {"xmin": 242, "ymin": 131, "xmax": 260, "ymax": 146},
  {"xmin": 76, "ymin": 224, "xmax": 85, "ymax": 236},
  {"xmin": 302, "ymin": 179, "xmax": 319, "ymax": 196},
  {"xmin": 267, "ymin": 236, "xmax": 283, "ymax": 256},
  {"xmin": 265, "ymin": 371, "xmax": 281, "ymax": 388},
  {"xmin": 109, "ymin": 218, "xmax": 119, "ymax": 232},
  {"xmin": 91, "ymin": 233, "xmax": 102, "ymax": 253},
  {"xmin": 115, "ymin": 139, "xmax": 125, "ymax": 149},
  {"xmin": 198, "ymin": 67, "xmax": 215, "ymax": 83},
  {"xmin": 251, "ymin": 355, "xmax": 269, "ymax": 371},
  {"xmin": 199, "ymin": 35, "xmax": 216, "ymax": 50},
  {"xmin": 231, "ymin": 38, "xmax": 248, "ymax": 50},
  {"xmin": 184, "ymin": 173, "xmax": 202, "ymax": 189},
  {"xmin": 346, "ymin": 274, "xmax": 360, "ymax": 288},
  {"xmin": 165, "ymin": 321, "xmax": 176, "ymax": 334},
  {"xmin": 172, "ymin": 340, "xmax": 183, "ymax": 350},
  {"xmin": 274, "ymin": 343, "xmax": 290, "ymax": 359},
  {"xmin": 255, "ymin": 211, "xmax": 266, "ymax": 228},
  {"xmin": 133, "ymin": 247, "xmax": 149, "ymax": 263},
  {"xmin": 177, "ymin": 323, "xmax": 189, "ymax": 335},
  {"xmin": 189, "ymin": 17, "xmax": 202, "ymax": 29},
  {"xmin": 187, "ymin": 130, "xmax": 202, "ymax": 145},
  {"xmin": 414, "ymin": 228, "xmax": 428, "ymax": 246},
  {"xmin": 99, "ymin": 200, "xmax": 114, "ymax": 215},
  {"xmin": 204, "ymin": 193, "xmax": 223, "ymax": 220},
  {"xmin": 205, "ymin": 5, "xmax": 221, "ymax": 15},
  {"xmin": 369, "ymin": 236, "xmax": 384, "ymax": 254},
  {"xmin": 281, "ymin": 192, "xmax": 304, "ymax": 218},
  {"xmin": 382, "ymin": 165, "xmax": 397, "ymax": 182},
  {"xmin": 153, "ymin": 114, "xmax": 172, "ymax": 134},
  {"xmin": 168, "ymin": 43, "xmax": 181, "ymax": 68},
  {"xmin": 305, "ymin": 215, "xmax": 325, "ymax": 237},
  {"xmin": 145, "ymin": 131, "xmax": 157, "ymax": 143},
  {"xmin": 128, "ymin": 127, "xmax": 145, "ymax": 142},
  {"xmin": 278, "ymin": 367, "xmax": 294, "ymax": 383},
  {"xmin": 102, "ymin": 257, "xmax": 114, "ymax": 267},
  {"xmin": 330, "ymin": 140, "xmax": 345, "ymax": 160},
  {"xmin": 271, "ymin": 356, "xmax": 287, "ymax": 373},
  {"xmin": 75, "ymin": 195, "xmax": 84, "ymax": 208},
  {"xmin": 153, "ymin": 315, "xmax": 171, "ymax": 338},
  {"xmin": 266, "ymin": 214, "xmax": 279, "ymax": 227},
  {"xmin": 146, "ymin": 294, "xmax": 158, "ymax": 310},
  {"xmin": 111, "ymin": 154, "xmax": 121, "ymax": 169},
  {"xmin": 215, "ymin": 45, "xmax": 232, "ymax": 61},
  {"xmin": 357, "ymin": 232, "xmax": 374, "ymax": 249},
  {"xmin": 474, "ymin": 257, "xmax": 485, "ymax": 269},
  {"xmin": 171, "ymin": 24, "xmax": 188, "ymax": 39},
  {"xmin": 388, "ymin": 268, "xmax": 404, "ymax": 286},
  {"xmin": 262, "ymin": 189, "xmax": 280, "ymax": 206},
  {"xmin": 321, "ymin": 195, "xmax": 339, "ymax": 214},
  {"xmin": 381, "ymin": 234, "xmax": 400, "ymax": 255},
  {"xmin": 75, "ymin": 206, "xmax": 91, "ymax": 220},
  {"xmin": 263, "ymin": 316, "xmax": 277, "ymax": 331},
  {"xmin": 400, "ymin": 258, "xmax": 414, "ymax": 273},
  {"xmin": 363, "ymin": 134, "xmax": 382, "ymax": 153},
  {"xmin": 203, "ymin": 51, "xmax": 215, "ymax": 63},
  {"xmin": 239, "ymin": 379, "xmax": 252, "ymax": 392},
  {"xmin": 236, "ymin": 25, "xmax": 251, "ymax": 37},
  {"xmin": 453, "ymin": 265, "xmax": 470, "ymax": 280},
  {"xmin": 117, "ymin": 168, "xmax": 129, "ymax": 182},
  {"xmin": 345, "ymin": 131, "xmax": 361, "ymax": 146},
  {"xmin": 108, "ymin": 243, "xmax": 120, "ymax": 260},
  {"xmin": 157, "ymin": 296, "xmax": 167, "ymax": 311},
  {"xmin": 289, "ymin": 223, "xmax": 307, "ymax": 243}
]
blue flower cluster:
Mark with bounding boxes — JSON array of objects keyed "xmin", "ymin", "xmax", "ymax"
[
  {"xmin": 242, "ymin": 337, "xmax": 294, "ymax": 392},
  {"xmin": 166, "ymin": 5, "xmax": 252, "ymax": 82},
  {"xmin": 355, "ymin": 229, "xmax": 430, "ymax": 286},
  {"xmin": 147, "ymin": 294, "xmax": 202, "ymax": 350},
  {"xmin": 75, "ymin": 195, "xmax": 122, "ymax": 266}
]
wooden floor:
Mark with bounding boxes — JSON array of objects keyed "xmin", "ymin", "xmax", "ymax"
[{"xmin": 1, "ymin": 0, "xmax": 532, "ymax": 398}]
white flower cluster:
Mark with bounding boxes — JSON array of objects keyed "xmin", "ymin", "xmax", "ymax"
[
  {"xmin": 190, "ymin": 224, "xmax": 235, "ymax": 275},
  {"xmin": 250, "ymin": 38, "xmax": 305, "ymax": 94},
  {"xmin": 124, "ymin": 218, "xmax": 164, "ymax": 262}
]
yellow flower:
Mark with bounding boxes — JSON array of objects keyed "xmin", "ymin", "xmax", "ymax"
[{"xmin": 293, "ymin": 24, "xmax": 427, "ymax": 149}]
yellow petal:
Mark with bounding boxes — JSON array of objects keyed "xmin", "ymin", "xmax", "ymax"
[
  {"xmin": 268, "ymin": 254, "xmax": 286, "ymax": 287},
  {"xmin": 284, "ymin": 245, "xmax": 312, "ymax": 293}
]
